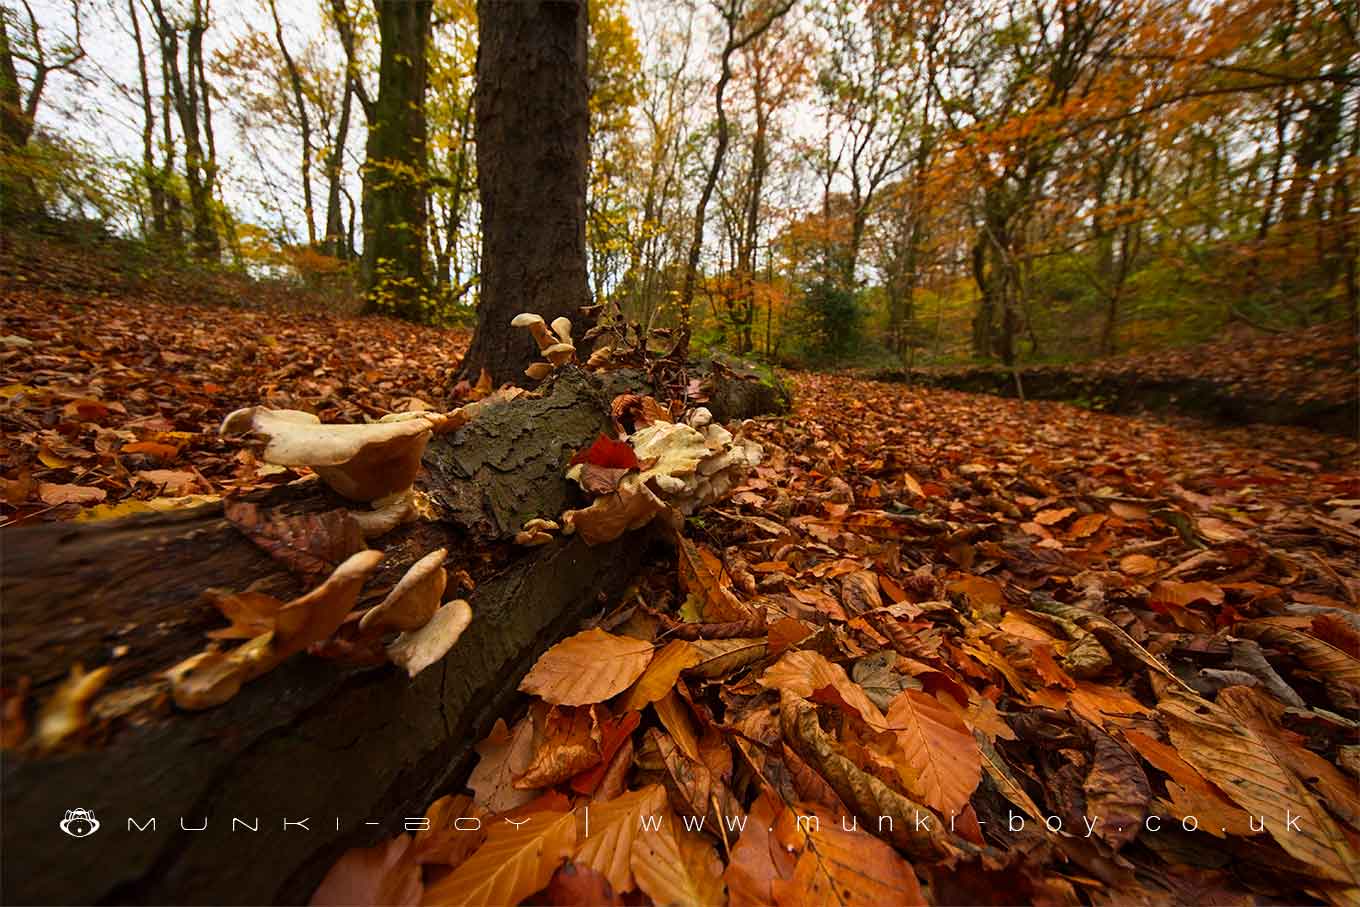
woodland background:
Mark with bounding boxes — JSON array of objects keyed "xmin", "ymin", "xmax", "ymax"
[{"xmin": 3, "ymin": 0, "xmax": 1356, "ymax": 370}]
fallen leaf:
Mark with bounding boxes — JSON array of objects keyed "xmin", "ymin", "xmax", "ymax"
[
  {"xmin": 422, "ymin": 810, "xmax": 577, "ymax": 907},
  {"xmin": 521, "ymin": 629, "xmax": 654, "ymax": 706},
  {"xmin": 310, "ymin": 834, "xmax": 422, "ymax": 906}
]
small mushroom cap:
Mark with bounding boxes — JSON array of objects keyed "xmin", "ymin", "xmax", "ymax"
[
  {"xmin": 550, "ymin": 317, "xmax": 572, "ymax": 343},
  {"xmin": 514, "ymin": 530, "xmax": 554, "ymax": 546},
  {"xmin": 511, "ymin": 313, "xmax": 546, "ymax": 328},
  {"xmin": 522, "ymin": 518, "xmax": 559, "ymax": 532},
  {"xmin": 525, "ymin": 362, "xmax": 554, "ymax": 380},
  {"xmin": 273, "ymin": 549, "xmax": 385, "ymax": 657},
  {"xmin": 544, "ymin": 342, "xmax": 576, "ymax": 366},
  {"xmin": 359, "ymin": 548, "xmax": 448, "ymax": 634},
  {"xmin": 387, "ymin": 599, "xmax": 473, "ymax": 678}
]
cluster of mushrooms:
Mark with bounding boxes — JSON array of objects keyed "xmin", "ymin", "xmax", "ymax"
[
  {"xmin": 160, "ymin": 309, "xmax": 762, "ymax": 710},
  {"xmin": 159, "ymin": 401, "xmax": 493, "ymax": 711}
]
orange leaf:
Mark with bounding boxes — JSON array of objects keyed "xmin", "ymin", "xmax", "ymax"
[
  {"xmin": 515, "ymin": 705, "xmax": 603, "ymax": 790},
  {"xmin": 770, "ymin": 804, "xmax": 925, "ymax": 907},
  {"xmin": 310, "ymin": 834, "xmax": 422, "ymax": 906},
  {"xmin": 629, "ymin": 810, "xmax": 724, "ymax": 907},
  {"xmin": 884, "ymin": 689, "xmax": 982, "ymax": 815},
  {"xmin": 678, "ymin": 537, "xmax": 749, "ymax": 622},
  {"xmin": 619, "ymin": 640, "xmax": 700, "ymax": 712},
  {"xmin": 760, "ymin": 649, "xmax": 885, "ymax": 727},
  {"xmin": 520, "ymin": 629, "xmax": 654, "ymax": 706},
  {"xmin": 572, "ymin": 785, "xmax": 668, "ymax": 893},
  {"xmin": 422, "ymin": 810, "xmax": 577, "ymax": 907}
]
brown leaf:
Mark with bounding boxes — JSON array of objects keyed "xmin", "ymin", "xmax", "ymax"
[
  {"xmin": 678, "ymin": 537, "xmax": 750, "ymax": 622},
  {"xmin": 37, "ymin": 482, "xmax": 105, "ymax": 506},
  {"xmin": 469, "ymin": 716, "xmax": 538, "ymax": 814},
  {"xmin": 572, "ymin": 784, "xmax": 668, "ymax": 893},
  {"xmin": 310, "ymin": 834, "xmax": 422, "ymax": 906},
  {"xmin": 1122, "ymin": 730, "xmax": 1256, "ymax": 837},
  {"xmin": 725, "ymin": 790, "xmax": 797, "ymax": 907},
  {"xmin": 422, "ymin": 810, "xmax": 576, "ymax": 907},
  {"xmin": 1158, "ymin": 684, "xmax": 1360, "ymax": 885},
  {"xmin": 1079, "ymin": 719, "xmax": 1151, "ymax": 850},
  {"xmin": 620, "ymin": 640, "xmax": 701, "ymax": 712},
  {"xmin": 770, "ymin": 803, "xmax": 926, "ymax": 907},
  {"xmin": 520, "ymin": 629, "xmax": 654, "ymax": 706},
  {"xmin": 515, "ymin": 705, "xmax": 604, "ymax": 790},
  {"xmin": 629, "ymin": 808, "xmax": 725, "ymax": 907},
  {"xmin": 225, "ymin": 500, "xmax": 366, "ymax": 586},
  {"xmin": 883, "ymin": 689, "xmax": 982, "ymax": 815}
]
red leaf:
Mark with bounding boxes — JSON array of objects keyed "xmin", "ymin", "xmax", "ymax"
[{"xmin": 570, "ymin": 434, "xmax": 640, "ymax": 470}]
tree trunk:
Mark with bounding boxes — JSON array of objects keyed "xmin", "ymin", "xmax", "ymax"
[
  {"xmin": 270, "ymin": 0, "xmax": 317, "ymax": 248},
  {"xmin": 459, "ymin": 0, "xmax": 591, "ymax": 385},
  {"xmin": 361, "ymin": 0, "xmax": 432, "ymax": 320}
]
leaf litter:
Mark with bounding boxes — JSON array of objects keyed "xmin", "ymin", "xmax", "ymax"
[{"xmin": 317, "ymin": 372, "xmax": 1359, "ymax": 906}]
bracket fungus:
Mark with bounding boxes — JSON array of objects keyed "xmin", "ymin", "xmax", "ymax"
[
  {"xmin": 386, "ymin": 598, "xmax": 473, "ymax": 678},
  {"xmin": 358, "ymin": 548, "xmax": 448, "ymax": 635},
  {"xmin": 220, "ymin": 407, "xmax": 438, "ymax": 502},
  {"xmin": 513, "ymin": 311, "xmax": 576, "ymax": 378},
  {"xmin": 559, "ymin": 403, "xmax": 763, "ymax": 545},
  {"xmin": 167, "ymin": 549, "xmax": 385, "ymax": 710},
  {"xmin": 514, "ymin": 518, "xmax": 559, "ymax": 546}
]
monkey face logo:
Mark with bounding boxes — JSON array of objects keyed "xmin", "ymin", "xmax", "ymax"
[{"xmin": 60, "ymin": 809, "xmax": 100, "ymax": 838}]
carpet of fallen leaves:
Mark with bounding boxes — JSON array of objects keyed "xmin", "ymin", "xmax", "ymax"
[
  {"xmin": 6, "ymin": 246, "xmax": 1360, "ymax": 905},
  {"xmin": 314, "ymin": 373, "xmax": 1360, "ymax": 907},
  {"xmin": 0, "ymin": 280, "xmax": 467, "ymax": 524}
]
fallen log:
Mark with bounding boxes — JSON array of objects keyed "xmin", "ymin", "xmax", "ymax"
[{"xmin": 0, "ymin": 365, "xmax": 778, "ymax": 905}]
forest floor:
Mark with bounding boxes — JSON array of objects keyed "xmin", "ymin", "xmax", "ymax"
[{"xmin": 4, "ymin": 238, "xmax": 1360, "ymax": 905}]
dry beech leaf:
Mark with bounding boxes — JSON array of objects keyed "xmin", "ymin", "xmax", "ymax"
[
  {"xmin": 422, "ymin": 810, "xmax": 577, "ymax": 907},
  {"xmin": 883, "ymin": 688, "xmax": 982, "ymax": 815},
  {"xmin": 310, "ymin": 835, "xmax": 421, "ymax": 906},
  {"xmin": 469, "ymin": 716, "xmax": 538, "ymax": 814},
  {"xmin": 620, "ymin": 640, "xmax": 701, "ymax": 712},
  {"xmin": 37, "ymin": 482, "xmax": 106, "ymax": 506},
  {"xmin": 629, "ymin": 808, "xmax": 725, "ymax": 907},
  {"xmin": 1158, "ymin": 684, "xmax": 1360, "ymax": 885},
  {"xmin": 770, "ymin": 803, "xmax": 926, "ymax": 907},
  {"xmin": 412, "ymin": 794, "xmax": 489, "ymax": 868},
  {"xmin": 678, "ymin": 537, "xmax": 749, "ymax": 622},
  {"xmin": 1122, "ymin": 730, "xmax": 1256, "ymax": 837},
  {"xmin": 684, "ymin": 637, "xmax": 769, "ymax": 679},
  {"xmin": 515, "ymin": 705, "xmax": 603, "ymax": 790},
  {"xmin": 520, "ymin": 628, "xmax": 655, "ymax": 706},
  {"xmin": 725, "ymin": 789, "xmax": 797, "ymax": 907},
  {"xmin": 572, "ymin": 784, "xmax": 668, "ymax": 893},
  {"xmin": 760, "ymin": 649, "xmax": 884, "ymax": 727}
]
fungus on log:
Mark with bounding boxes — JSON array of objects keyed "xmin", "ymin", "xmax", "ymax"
[{"xmin": 0, "ymin": 366, "xmax": 780, "ymax": 905}]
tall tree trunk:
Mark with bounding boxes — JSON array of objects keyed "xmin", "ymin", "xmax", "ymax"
[
  {"xmin": 128, "ymin": 0, "xmax": 166, "ymax": 238},
  {"xmin": 361, "ymin": 0, "xmax": 432, "ymax": 320},
  {"xmin": 269, "ymin": 0, "xmax": 317, "ymax": 247},
  {"xmin": 151, "ymin": 0, "xmax": 220, "ymax": 262},
  {"xmin": 674, "ymin": 0, "xmax": 795, "ymax": 361},
  {"xmin": 459, "ymin": 0, "xmax": 591, "ymax": 384},
  {"xmin": 324, "ymin": 80, "xmax": 354, "ymax": 259}
]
